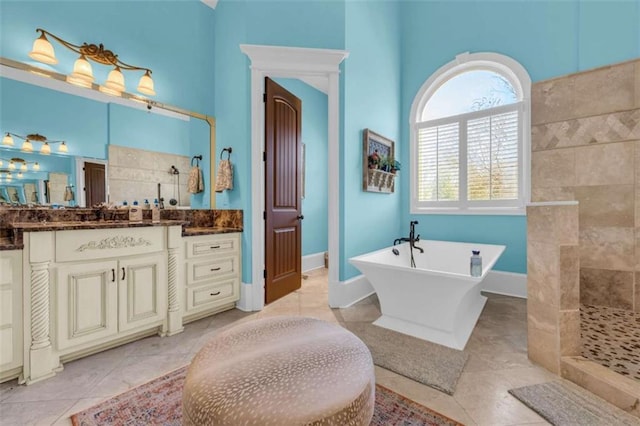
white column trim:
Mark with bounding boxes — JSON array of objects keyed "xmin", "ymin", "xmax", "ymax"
[{"xmin": 240, "ymin": 44, "xmax": 349, "ymax": 311}]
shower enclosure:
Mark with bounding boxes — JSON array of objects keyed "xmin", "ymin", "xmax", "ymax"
[{"xmin": 527, "ymin": 58, "xmax": 640, "ymax": 417}]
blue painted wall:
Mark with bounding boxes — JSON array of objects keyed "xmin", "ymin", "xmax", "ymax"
[
  {"xmin": 275, "ymin": 78, "xmax": 329, "ymax": 257},
  {"xmin": 399, "ymin": 0, "xmax": 640, "ymax": 274},
  {"xmin": 341, "ymin": 0, "xmax": 402, "ymax": 280},
  {"xmin": 213, "ymin": 0, "xmax": 346, "ymax": 281},
  {"xmin": 3, "ymin": 0, "xmax": 638, "ymax": 283}
]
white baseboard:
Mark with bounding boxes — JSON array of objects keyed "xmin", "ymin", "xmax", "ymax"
[
  {"xmin": 302, "ymin": 252, "xmax": 326, "ymax": 272},
  {"xmin": 236, "ymin": 282, "xmax": 254, "ymax": 312},
  {"xmin": 482, "ymin": 270, "xmax": 527, "ymax": 299},
  {"xmin": 328, "ymin": 274, "xmax": 375, "ymax": 308}
]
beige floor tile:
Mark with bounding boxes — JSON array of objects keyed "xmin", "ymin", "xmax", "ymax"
[
  {"xmin": 53, "ymin": 397, "xmax": 106, "ymax": 425},
  {"xmin": 0, "ymin": 273, "xmax": 606, "ymax": 426}
]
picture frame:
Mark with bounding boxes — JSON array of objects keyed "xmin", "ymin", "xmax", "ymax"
[{"xmin": 362, "ymin": 129, "xmax": 396, "ymax": 193}]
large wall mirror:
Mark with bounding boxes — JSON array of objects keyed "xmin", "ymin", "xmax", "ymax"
[{"xmin": 0, "ymin": 61, "xmax": 214, "ymax": 209}]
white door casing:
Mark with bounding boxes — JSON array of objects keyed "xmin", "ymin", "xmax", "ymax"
[{"xmin": 240, "ymin": 44, "xmax": 349, "ymax": 310}]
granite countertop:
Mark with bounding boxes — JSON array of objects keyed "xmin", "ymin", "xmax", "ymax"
[
  {"xmin": 9, "ymin": 219, "xmax": 190, "ymax": 231},
  {"xmin": 182, "ymin": 226, "xmax": 243, "ymax": 236},
  {"xmin": 1, "ymin": 221, "xmax": 243, "ymax": 251}
]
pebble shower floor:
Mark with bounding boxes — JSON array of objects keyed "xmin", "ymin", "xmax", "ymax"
[{"xmin": 580, "ymin": 304, "xmax": 640, "ymax": 381}]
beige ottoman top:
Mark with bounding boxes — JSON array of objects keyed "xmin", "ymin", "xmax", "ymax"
[{"xmin": 183, "ymin": 316, "xmax": 375, "ymax": 425}]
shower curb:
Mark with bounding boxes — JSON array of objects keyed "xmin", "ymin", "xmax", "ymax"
[{"xmin": 561, "ymin": 356, "xmax": 640, "ymax": 419}]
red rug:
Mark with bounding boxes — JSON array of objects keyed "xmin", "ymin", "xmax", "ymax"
[{"xmin": 71, "ymin": 366, "xmax": 463, "ymax": 425}]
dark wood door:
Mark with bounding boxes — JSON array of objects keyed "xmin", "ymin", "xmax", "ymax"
[
  {"xmin": 264, "ymin": 77, "xmax": 303, "ymax": 304},
  {"xmin": 84, "ymin": 162, "xmax": 106, "ymax": 207}
]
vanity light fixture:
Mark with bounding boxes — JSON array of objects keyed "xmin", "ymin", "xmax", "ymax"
[
  {"xmin": 29, "ymin": 28, "xmax": 156, "ymax": 96},
  {"xmin": 1, "ymin": 132, "xmax": 68, "ymax": 154},
  {"xmin": 0, "ymin": 157, "xmax": 44, "ymax": 172},
  {"xmin": 17, "ymin": 172, "xmax": 23, "ymax": 179}
]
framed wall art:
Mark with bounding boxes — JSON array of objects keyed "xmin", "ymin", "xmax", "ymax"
[{"xmin": 362, "ymin": 129, "xmax": 398, "ymax": 193}]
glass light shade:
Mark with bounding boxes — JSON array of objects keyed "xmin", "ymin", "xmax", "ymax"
[
  {"xmin": 21, "ymin": 139, "xmax": 33, "ymax": 152},
  {"xmin": 29, "ymin": 34, "xmax": 58, "ymax": 65},
  {"xmin": 6, "ymin": 175, "xmax": 12, "ymax": 181},
  {"xmin": 105, "ymin": 67, "xmax": 125, "ymax": 92},
  {"xmin": 69, "ymin": 55, "xmax": 94, "ymax": 84},
  {"xmin": 20, "ymin": 163, "xmax": 27, "ymax": 171},
  {"xmin": 33, "ymin": 162, "xmax": 40, "ymax": 171},
  {"xmin": 40, "ymin": 142, "xmax": 51, "ymax": 155},
  {"xmin": 17, "ymin": 172, "xmax": 23, "ymax": 179},
  {"xmin": 137, "ymin": 72, "xmax": 156, "ymax": 96},
  {"xmin": 2, "ymin": 133, "xmax": 14, "ymax": 146},
  {"xmin": 59, "ymin": 142, "xmax": 68, "ymax": 153},
  {"xmin": 0, "ymin": 160, "xmax": 3, "ymax": 166},
  {"xmin": 8, "ymin": 162, "xmax": 15, "ymax": 170}
]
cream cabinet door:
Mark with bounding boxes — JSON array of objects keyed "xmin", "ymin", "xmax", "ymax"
[
  {"xmin": 0, "ymin": 250, "xmax": 23, "ymax": 381},
  {"xmin": 118, "ymin": 254, "xmax": 167, "ymax": 332},
  {"xmin": 56, "ymin": 260, "xmax": 119, "ymax": 351}
]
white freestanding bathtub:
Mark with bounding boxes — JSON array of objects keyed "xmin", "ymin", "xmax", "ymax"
[{"xmin": 349, "ymin": 240, "xmax": 505, "ymax": 350}]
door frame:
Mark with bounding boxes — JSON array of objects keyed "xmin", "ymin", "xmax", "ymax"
[
  {"xmin": 240, "ymin": 44, "xmax": 349, "ymax": 311},
  {"xmin": 75, "ymin": 157, "xmax": 108, "ymax": 207}
]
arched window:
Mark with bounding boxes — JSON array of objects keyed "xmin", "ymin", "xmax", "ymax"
[{"xmin": 410, "ymin": 52, "xmax": 531, "ymax": 214}]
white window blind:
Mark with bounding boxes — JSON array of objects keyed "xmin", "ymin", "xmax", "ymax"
[
  {"xmin": 467, "ymin": 110, "xmax": 519, "ymax": 201},
  {"xmin": 417, "ymin": 123, "xmax": 459, "ymax": 202},
  {"xmin": 414, "ymin": 103, "xmax": 522, "ymax": 210}
]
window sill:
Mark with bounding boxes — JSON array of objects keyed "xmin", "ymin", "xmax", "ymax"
[{"xmin": 411, "ymin": 206, "xmax": 526, "ymax": 216}]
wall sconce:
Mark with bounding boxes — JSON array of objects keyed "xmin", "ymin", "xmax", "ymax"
[
  {"xmin": 2, "ymin": 132, "xmax": 68, "ymax": 154},
  {"xmin": 29, "ymin": 28, "xmax": 156, "ymax": 96}
]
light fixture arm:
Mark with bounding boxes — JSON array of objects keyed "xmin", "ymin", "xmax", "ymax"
[
  {"xmin": 35, "ymin": 28, "xmax": 152, "ymax": 75},
  {"xmin": 5, "ymin": 131, "xmax": 64, "ymax": 144}
]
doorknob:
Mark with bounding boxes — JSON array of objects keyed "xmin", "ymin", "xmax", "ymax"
[{"xmin": 296, "ymin": 215, "xmax": 304, "ymax": 220}]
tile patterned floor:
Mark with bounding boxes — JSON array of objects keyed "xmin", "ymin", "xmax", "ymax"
[
  {"xmin": 0, "ymin": 268, "xmax": 584, "ymax": 425},
  {"xmin": 581, "ymin": 304, "xmax": 640, "ymax": 381}
]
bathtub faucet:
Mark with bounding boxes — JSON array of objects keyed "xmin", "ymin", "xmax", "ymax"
[{"xmin": 409, "ymin": 221, "xmax": 424, "ymax": 254}]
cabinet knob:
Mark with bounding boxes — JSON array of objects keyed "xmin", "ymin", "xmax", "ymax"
[{"xmin": 210, "ymin": 291, "xmax": 221, "ymax": 296}]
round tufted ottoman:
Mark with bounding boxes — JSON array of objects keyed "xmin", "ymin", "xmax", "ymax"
[{"xmin": 182, "ymin": 316, "xmax": 375, "ymax": 426}]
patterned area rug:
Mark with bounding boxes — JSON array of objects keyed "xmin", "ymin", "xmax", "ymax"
[
  {"xmin": 71, "ymin": 366, "xmax": 462, "ymax": 426},
  {"xmin": 509, "ymin": 381, "xmax": 639, "ymax": 426}
]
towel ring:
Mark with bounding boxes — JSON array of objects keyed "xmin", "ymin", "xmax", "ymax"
[
  {"xmin": 191, "ymin": 155, "xmax": 203, "ymax": 167},
  {"xmin": 220, "ymin": 147, "xmax": 232, "ymax": 160}
]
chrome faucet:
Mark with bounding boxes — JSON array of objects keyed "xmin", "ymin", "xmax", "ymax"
[{"xmin": 157, "ymin": 183, "xmax": 164, "ymax": 209}]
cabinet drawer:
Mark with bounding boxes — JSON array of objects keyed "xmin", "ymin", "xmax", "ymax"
[
  {"xmin": 186, "ymin": 279, "xmax": 239, "ymax": 311},
  {"xmin": 187, "ymin": 256, "xmax": 238, "ymax": 284},
  {"xmin": 186, "ymin": 235, "xmax": 239, "ymax": 258}
]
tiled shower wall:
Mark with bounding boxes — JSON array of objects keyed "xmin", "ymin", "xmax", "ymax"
[
  {"xmin": 531, "ymin": 59, "xmax": 640, "ymax": 313},
  {"xmin": 108, "ymin": 145, "xmax": 191, "ymax": 207}
]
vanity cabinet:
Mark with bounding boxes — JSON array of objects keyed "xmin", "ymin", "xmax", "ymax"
[
  {"xmin": 21, "ymin": 226, "xmax": 173, "ymax": 384},
  {"xmin": 0, "ymin": 250, "xmax": 23, "ymax": 382},
  {"xmin": 183, "ymin": 233, "xmax": 241, "ymax": 321},
  {"xmin": 55, "ymin": 252, "xmax": 167, "ymax": 351}
]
